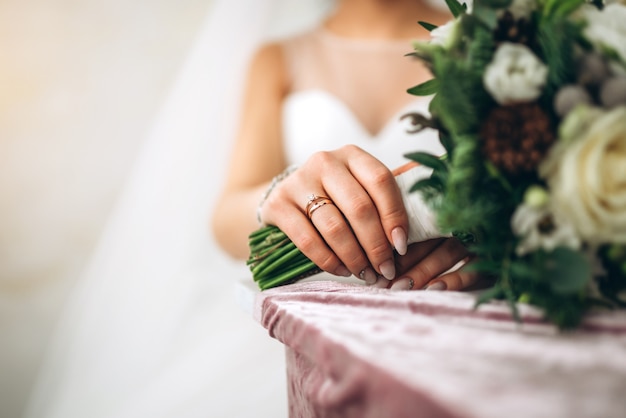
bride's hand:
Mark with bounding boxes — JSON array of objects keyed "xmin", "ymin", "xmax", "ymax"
[
  {"xmin": 382, "ymin": 238, "xmax": 480, "ymax": 291},
  {"xmin": 260, "ymin": 145, "xmax": 408, "ymax": 283}
]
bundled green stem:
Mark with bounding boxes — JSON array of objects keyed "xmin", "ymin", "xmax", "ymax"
[{"xmin": 247, "ymin": 225, "xmax": 320, "ymax": 290}]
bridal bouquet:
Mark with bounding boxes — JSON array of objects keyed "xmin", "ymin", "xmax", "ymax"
[
  {"xmin": 403, "ymin": 0, "xmax": 626, "ymax": 328},
  {"xmin": 248, "ymin": 0, "xmax": 626, "ymax": 328}
]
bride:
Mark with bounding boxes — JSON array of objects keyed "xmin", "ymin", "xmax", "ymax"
[
  {"xmin": 212, "ymin": 0, "xmax": 477, "ymax": 292},
  {"xmin": 26, "ymin": 0, "xmax": 471, "ymax": 417}
]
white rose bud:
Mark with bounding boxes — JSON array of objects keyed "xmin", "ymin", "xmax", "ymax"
[
  {"xmin": 483, "ymin": 42, "xmax": 548, "ymax": 105},
  {"xmin": 540, "ymin": 106, "xmax": 626, "ymax": 244}
]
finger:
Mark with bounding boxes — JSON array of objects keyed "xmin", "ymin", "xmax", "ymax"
[
  {"xmin": 322, "ymin": 174, "xmax": 395, "ymax": 280},
  {"xmin": 306, "ymin": 148, "xmax": 395, "ymax": 279},
  {"xmin": 342, "ymin": 146, "xmax": 409, "ymax": 256},
  {"xmin": 390, "ymin": 238, "xmax": 469, "ymax": 290},
  {"xmin": 307, "ymin": 195, "xmax": 373, "ymax": 281},
  {"xmin": 423, "ymin": 260, "xmax": 480, "ymax": 291},
  {"xmin": 263, "ymin": 182, "xmax": 351, "ymax": 278},
  {"xmin": 394, "ymin": 238, "xmax": 446, "ymax": 273}
]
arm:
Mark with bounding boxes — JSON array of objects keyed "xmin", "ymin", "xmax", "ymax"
[
  {"xmin": 212, "ymin": 43, "xmax": 288, "ymax": 259},
  {"xmin": 212, "ymin": 43, "xmax": 409, "ymax": 282},
  {"xmin": 212, "ymin": 43, "xmax": 479, "ymax": 291}
]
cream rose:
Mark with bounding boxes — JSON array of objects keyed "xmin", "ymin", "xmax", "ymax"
[{"xmin": 540, "ymin": 106, "xmax": 626, "ymax": 244}]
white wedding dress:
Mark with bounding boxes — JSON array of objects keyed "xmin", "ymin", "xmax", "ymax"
[{"xmin": 25, "ymin": 1, "xmax": 443, "ymax": 418}]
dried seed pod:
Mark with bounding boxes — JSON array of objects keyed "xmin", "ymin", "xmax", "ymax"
[
  {"xmin": 577, "ymin": 52, "xmax": 610, "ymax": 87},
  {"xmin": 600, "ymin": 77, "xmax": 626, "ymax": 108},
  {"xmin": 481, "ymin": 103, "xmax": 555, "ymax": 176},
  {"xmin": 554, "ymin": 85, "xmax": 593, "ymax": 117}
]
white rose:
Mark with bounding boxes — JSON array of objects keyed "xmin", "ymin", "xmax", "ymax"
[
  {"xmin": 540, "ymin": 106, "xmax": 626, "ymax": 244},
  {"xmin": 483, "ymin": 42, "xmax": 548, "ymax": 105},
  {"xmin": 579, "ymin": 3, "xmax": 626, "ymax": 64}
]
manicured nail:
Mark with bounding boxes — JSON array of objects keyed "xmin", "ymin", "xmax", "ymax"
[
  {"xmin": 391, "ymin": 227, "xmax": 407, "ymax": 256},
  {"xmin": 359, "ymin": 267, "xmax": 378, "ymax": 285},
  {"xmin": 335, "ymin": 265, "xmax": 352, "ymax": 277},
  {"xmin": 372, "ymin": 275, "xmax": 390, "ymax": 288},
  {"xmin": 425, "ymin": 281, "xmax": 446, "ymax": 291},
  {"xmin": 378, "ymin": 259, "xmax": 396, "ymax": 280},
  {"xmin": 390, "ymin": 277, "xmax": 414, "ymax": 291}
]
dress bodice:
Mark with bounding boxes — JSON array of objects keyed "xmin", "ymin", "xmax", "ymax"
[
  {"xmin": 279, "ymin": 28, "xmax": 443, "ymax": 169},
  {"xmin": 282, "ymin": 90, "xmax": 442, "ymax": 169}
]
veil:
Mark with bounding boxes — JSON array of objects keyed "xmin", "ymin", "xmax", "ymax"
[{"xmin": 25, "ymin": 1, "xmax": 333, "ymax": 417}]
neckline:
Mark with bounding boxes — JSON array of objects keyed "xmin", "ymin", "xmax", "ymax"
[{"xmin": 284, "ymin": 90, "xmax": 429, "ymax": 138}]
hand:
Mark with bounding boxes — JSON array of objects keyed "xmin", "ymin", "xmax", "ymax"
[
  {"xmin": 260, "ymin": 145, "xmax": 409, "ymax": 283},
  {"xmin": 378, "ymin": 238, "xmax": 480, "ymax": 291}
]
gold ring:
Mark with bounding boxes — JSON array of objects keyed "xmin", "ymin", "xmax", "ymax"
[{"xmin": 305, "ymin": 194, "xmax": 334, "ymax": 219}]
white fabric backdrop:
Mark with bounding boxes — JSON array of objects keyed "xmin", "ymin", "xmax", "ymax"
[{"xmin": 25, "ymin": 1, "xmax": 332, "ymax": 417}]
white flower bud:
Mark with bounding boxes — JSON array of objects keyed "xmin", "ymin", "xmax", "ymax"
[
  {"xmin": 523, "ymin": 185, "xmax": 549, "ymax": 208},
  {"xmin": 483, "ymin": 43, "xmax": 548, "ymax": 105}
]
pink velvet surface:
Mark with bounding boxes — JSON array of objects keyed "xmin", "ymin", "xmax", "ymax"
[{"xmin": 254, "ymin": 280, "xmax": 626, "ymax": 418}]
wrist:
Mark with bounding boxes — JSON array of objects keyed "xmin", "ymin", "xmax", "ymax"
[{"xmin": 256, "ymin": 165, "xmax": 298, "ymax": 226}]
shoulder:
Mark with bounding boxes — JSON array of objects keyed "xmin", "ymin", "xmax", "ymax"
[
  {"xmin": 246, "ymin": 42, "xmax": 289, "ymax": 94},
  {"xmin": 247, "ymin": 29, "xmax": 317, "ymax": 89}
]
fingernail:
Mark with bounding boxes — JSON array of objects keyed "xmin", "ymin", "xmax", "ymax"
[
  {"xmin": 372, "ymin": 275, "xmax": 390, "ymax": 288},
  {"xmin": 378, "ymin": 260, "xmax": 396, "ymax": 280},
  {"xmin": 335, "ymin": 265, "xmax": 352, "ymax": 277},
  {"xmin": 425, "ymin": 281, "xmax": 446, "ymax": 291},
  {"xmin": 390, "ymin": 277, "xmax": 414, "ymax": 291},
  {"xmin": 359, "ymin": 268, "xmax": 378, "ymax": 285},
  {"xmin": 391, "ymin": 227, "xmax": 407, "ymax": 256}
]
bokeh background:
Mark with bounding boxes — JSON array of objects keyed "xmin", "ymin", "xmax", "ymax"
[{"xmin": 0, "ymin": 0, "xmax": 211, "ymax": 415}]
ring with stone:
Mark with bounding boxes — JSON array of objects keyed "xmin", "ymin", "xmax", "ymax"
[{"xmin": 305, "ymin": 194, "xmax": 334, "ymax": 219}]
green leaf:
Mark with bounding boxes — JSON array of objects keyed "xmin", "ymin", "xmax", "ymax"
[
  {"xmin": 542, "ymin": 247, "xmax": 592, "ymax": 294},
  {"xmin": 471, "ymin": 5, "xmax": 499, "ymax": 30},
  {"xmin": 474, "ymin": 284, "xmax": 504, "ymax": 307},
  {"xmin": 543, "ymin": 0, "xmax": 585, "ymax": 18},
  {"xmin": 407, "ymin": 78, "xmax": 440, "ymax": 96},
  {"xmin": 418, "ymin": 21, "xmax": 438, "ymax": 32},
  {"xmin": 479, "ymin": 0, "xmax": 513, "ymax": 8},
  {"xmin": 463, "ymin": 259, "xmax": 501, "ymax": 275},
  {"xmin": 404, "ymin": 151, "xmax": 448, "ymax": 172},
  {"xmin": 554, "ymin": 0, "xmax": 585, "ymax": 17},
  {"xmin": 409, "ymin": 177, "xmax": 443, "ymax": 193},
  {"xmin": 446, "ymin": 0, "xmax": 467, "ymax": 17},
  {"xmin": 438, "ymin": 133, "xmax": 454, "ymax": 158}
]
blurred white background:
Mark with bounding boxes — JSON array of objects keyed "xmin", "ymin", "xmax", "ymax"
[{"xmin": 0, "ymin": 0, "xmax": 212, "ymax": 415}]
